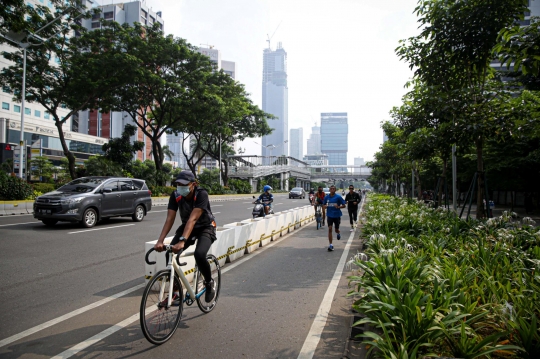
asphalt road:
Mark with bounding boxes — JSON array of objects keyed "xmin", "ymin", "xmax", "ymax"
[{"xmin": 0, "ymin": 193, "xmax": 361, "ymax": 358}]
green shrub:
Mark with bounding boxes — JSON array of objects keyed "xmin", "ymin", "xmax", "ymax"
[
  {"xmin": 228, "ymin": 178, "xmax": 252, "ymax": 194},
  {"xmin": 26, "ymin": 190, "xmax": 43, "ymax": 200},
  {"xmin": 0, "ymin": 172, "xmax": 34, "ymax": 200},
  {"xmin": 149, "ymin": 185, "xmax": 175, "ymax": 197},
  {"xmin": 32, "ymin": 183, "xmax": 55, "ymax": 194}
]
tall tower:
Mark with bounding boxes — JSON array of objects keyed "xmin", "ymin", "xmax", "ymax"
[
  {"xmin": 289, "ymin": 128, "xmax": 303, "ymax": 160},
  {"xmin": 261, "ymin": 42, "xmax": 288, "ymax": 159},
  {"xmin": 306, "ymin": 125, "xmax": 321, "ymax": 155},
  {"xmin": 321, "ymin": 112, "xmax": 348, "ymax": 170}
]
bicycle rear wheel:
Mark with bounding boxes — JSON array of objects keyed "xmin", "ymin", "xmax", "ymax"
[
  {"xmin": 140, "ymin": 270, "xmax": 183, "ymax": 345},
  {"xmin": 195, "ymin": 254, "xmax": 221, "ymax": 313}
]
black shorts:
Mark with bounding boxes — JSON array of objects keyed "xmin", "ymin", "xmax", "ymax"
[
  {"xmin": 326, "ymin": 217, "xmax": 341, "ymax": 229},
  {"xmin": 172, "ymin": 225, "xmax": 217, "ymax": 246}
]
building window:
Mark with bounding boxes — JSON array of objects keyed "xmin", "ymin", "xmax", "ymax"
[
  {"xmin": 47, "ymin": 1, "xmax": 52, "ymax": 7},
  {"xmin": 25, "ymin": 107, "xmax": 31, "ymax": 115},
  {"xmin": 91, "ymin": 22, "xmax": 100, "ymax": 29},
  {"xmin": 149, "ymin": 15, "xmax": 155, "ymax": 24},
  {"xmin": 14, "ymin": 105, "xmax": 21, "ymax": 113},
  {"xmin": 2, "ymin": 86, "xmax": 10, "ymax": 93},
  {"xmin": 92, "ymin": 13, "xmax": 100, "ymax": 21},
  {"xmin": 2, "ymin": 102, "xmax": 9, "ymax": 110},
  {"xmin": 44, "ymin": 111, "xmax": 50, "ymax": 119},
  {"xmin": 35, "ymin": 110, "xmax": 41, "ymax": 117},
  {"xmin": 103, "ymin": 11, "xmax": 113, "ymax": 19}
]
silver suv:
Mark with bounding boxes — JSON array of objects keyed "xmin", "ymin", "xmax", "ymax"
[{"xmin": 33, "ymin": 176, "xmax": 152, "ymax": 228}]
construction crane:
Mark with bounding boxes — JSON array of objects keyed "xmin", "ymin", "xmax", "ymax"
[{"xmin": 266, "ymin": 21, "xmax": 282, "ymax": 49}]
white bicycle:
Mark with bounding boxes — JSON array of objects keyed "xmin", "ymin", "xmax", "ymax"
[{"xmin": 141, "ymin": 245, "xmax": 221, "ymax": 345}]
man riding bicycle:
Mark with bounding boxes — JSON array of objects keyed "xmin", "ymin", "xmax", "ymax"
[
  {"xmin": 312, "ymin": 186, "xmax": 326, "ymax": 226},
  {"xmin": 154, "ymin": 170, "xmax": 217, "ymax": 302},
  {"xmin": 257, "ymin": 185, "xmax": 274, "ymax": 216}
]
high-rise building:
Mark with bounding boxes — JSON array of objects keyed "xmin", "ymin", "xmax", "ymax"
[
  {"xmin": 354, "ymin": 157, "xmax": 365, "ymax": 173},
  {"xmin": 383, "ymin": 131, "xmax": 388, "ymax": 143},
  {"xmin": 306, "ymin": 125, "xmax": 321, "ymax": 155},
  {"xmin": 261, "ymin": 43, "xmax": 288, "ymax": 158},
  {"xmin": 165, "ymin": 133, "xmax": 187, "ymax": 169},
  {"xmin": 289, "ymin": 128, "xmax": 303, "ymax": 160},
  {"xmin": 321, "ymin": 112, "xmax": 348, "ymax": 170},
  {"xmin": 78, "ymin": 0, "xmax": 165, "ymax": 161}
]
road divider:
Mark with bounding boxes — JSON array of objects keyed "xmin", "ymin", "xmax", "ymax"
[{"xmin": 145, "ymin": 205, "xmax": 315, "ymax": 281}]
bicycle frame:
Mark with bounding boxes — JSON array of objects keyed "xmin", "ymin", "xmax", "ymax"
[{"xmin": 162, "ymin": 251, "xmax": 206, "ymax": 308}]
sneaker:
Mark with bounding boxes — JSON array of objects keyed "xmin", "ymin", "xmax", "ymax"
[
  {"xmin": 350, "ymin": 228, "xmax": 354, "ymax": 232},
  {"xmin": 337, "ymin": 233, "xmax": 341, "ymax": 240},
  {"xmin": 159, "ymin": 292, "xmax": 180, "ymax": 308},
  {"xmin": 205, "ymin": 279, "xmax": 216, "ymax": 302},
  {"xmin": 355, "ymin": 221, "xmax": 358, "ymax": 226},
  {"xmin": 328, "ymin": 244, "xmax": 334, "ymax": 251},
  {"xmin": 322, "ymin": 221, "xmax": 325, "ymax": 227}
]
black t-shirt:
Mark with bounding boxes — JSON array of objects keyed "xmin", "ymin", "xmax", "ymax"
[
  {"xmin": 167, "ymin": 187, "xmax": 216, "ymax": 230},
  {"xmin": 344, "ymin": 192, "xmax": 362, "ymax": 209}
]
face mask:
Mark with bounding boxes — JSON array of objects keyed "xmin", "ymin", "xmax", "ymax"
[{"xmin": 177, "ymin": 185, "xmax": 191, "ymax": 196}]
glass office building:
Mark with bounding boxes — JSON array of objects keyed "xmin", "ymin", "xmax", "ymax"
[{"xmin": 321, "ymin": 113, "xmax": 348, "ymax": 171}]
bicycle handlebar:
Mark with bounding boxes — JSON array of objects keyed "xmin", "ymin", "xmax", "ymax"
[{"xmin": 144, "ymin": 246, "xmax": 185, "ymax": 266}]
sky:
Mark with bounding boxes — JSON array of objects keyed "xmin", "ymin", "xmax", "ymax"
[{"xmin": 117, "ymin": 0, "xmax": 422, "ymax": 163}]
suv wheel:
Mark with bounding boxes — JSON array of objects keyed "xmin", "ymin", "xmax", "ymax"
[
  {"xmin": 42, "ymin": 219, "xmax": 58, "ymax": 226},
  {"xmin": 81, "ymin": 208, "xmax": 98, "ymax": 228},
  {"xmin": 132, "ymin": 205, "xmax": 145, "ymax": 222}
]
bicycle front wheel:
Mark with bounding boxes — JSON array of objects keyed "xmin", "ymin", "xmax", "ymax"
[
  {"xmin": 195, "ymin": 254, "xmax": 221, "ymax": 313},
  {"xmin": 140, "ymin": 270, "xmax": 183, "ymax": 345}
]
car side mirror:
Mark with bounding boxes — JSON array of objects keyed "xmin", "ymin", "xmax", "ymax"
[{"xmin": 103, "ymin": 188, "xmax": 112, "ymax": 193}]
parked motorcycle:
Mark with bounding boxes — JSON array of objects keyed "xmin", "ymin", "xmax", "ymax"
[{"xmin": 252, "ymin": 196, "xmax": 274, "ymax": 218}]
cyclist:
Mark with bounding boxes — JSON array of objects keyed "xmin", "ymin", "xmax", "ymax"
[
  {"xmin": 323, "ymin": 185, "xmax": 346, "ymax": 251},
  {"xmin": 154, "ymin": 170, "xmax": 217, "ymax": 302},
  {"xmin": 257, "ymin": 185, "xmax": 274, "ymax": 216},
  {"xmin": 344, "ymin": 186, "xmax": 362, "ymax": 231},
  {"xmin": 312, "ymin": 185, "xmax": 327, "ymax": 226}
]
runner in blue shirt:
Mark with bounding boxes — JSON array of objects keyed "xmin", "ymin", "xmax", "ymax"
[{"xmin": 323, "ymin": 185, "xmax": 346, "ymax": 251}]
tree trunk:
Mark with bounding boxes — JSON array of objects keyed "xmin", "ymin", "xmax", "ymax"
[
  {"xmin": 438, "ymin": 158, "xmax": 448, "ymax": 207},
  {"xmin": 221, "ymin": 159, "xmax": 229, "ymax": 187},
  {"xmin": 151, "ymin": 139, "xmax": 164, "ymax": 185},
  {"xmin": 475, "ymin": 137, "xmax": 485, "ymax": 219},
  {"xmin": 54, "ymin": 119, "xmax": 77, "ymax": 179},
  {"xmin": 414, "ymin": 167, "xmax": 422, "ymax": 200}
]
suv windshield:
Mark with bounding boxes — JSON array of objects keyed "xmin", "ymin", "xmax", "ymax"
[
  {"xmin": 58, "ymin": 178, "xmax": 105, "ymax": 193},
  {"xmin": 291, "ymin": 188, "xmax": 302, "ymax": 191}
]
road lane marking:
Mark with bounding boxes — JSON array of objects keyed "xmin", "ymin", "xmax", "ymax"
[
  {"xmin": 0, "ymin": 213, "xmax": 33, "ymax": 218},
  {"xmin": 68, "ymin": 224, "xmax": 135, "ymax": 234},
  {"xmin": 214, "ymin": 212, "xmax": 221, "ymax": 214},
  {"xmin": 147, "ymin": 210, "xmax": 168, "ymax": 214},
  {"xmin": 52, "ymin": 221, "xmax": 314, "ymax": 358},
  {"xmin": 213, "ymin": 205, "xmax": 223, "ymax": 207},
  {"xmin": 0, "ymin": 221, "xmax": 39, "ymax": 227},
  {"xmin": 274, "ymin": 203, "xmax": 283, "ymax": 205},
  {"xmin": 0, "ymin": 284, "xmax": 144, "ymax": 349},
  {"xmin": 297, "ymin": 199, "xmax": 365, "ymax": 359}
]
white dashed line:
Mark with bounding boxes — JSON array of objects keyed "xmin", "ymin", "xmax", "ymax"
[
  {"xmin": 68, "ymin": 224, "xmax": 135, "ymax": 234},
  {"xmin": 0, "ymin": 221, "xmax": 39, "ymax": 227}
]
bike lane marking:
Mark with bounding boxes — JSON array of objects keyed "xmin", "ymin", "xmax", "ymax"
[
  {"xmin": 51, "ymin": 222, "xmax": 315, "ymax": 359},
  {"xmin": 297, "ymin": 198, "xmax": 365, "ymax": 359},
  {"xmin": 0, "ymin": 284, "xmax": 144, "ymax": 349},
  {"xmin": 68, "ymin": 224, "xmax": 135, "ymax": 234}
]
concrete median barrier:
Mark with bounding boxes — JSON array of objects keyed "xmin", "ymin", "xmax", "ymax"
[
  {"xmin": 223, "ymin": 221, "xmax": 253, "ymax": 263},
  {"xmin": 25, "ymin": 200, "xmax": 34, "ymax": 214},
  {"xmin": 4, "ymin": 201, "xmax": 29, "ymax": 215},
  {"xmin": 271, "ymin": 212, "xmax": 285, "ymax": 239},
  {"xmin": 0, "ymin": 201, "xmax": 6, "ymax": 216},
  {"xmin": 281, "ymin": 210, "xmax": 293, "ymax": 234},
  {"xmin": 261, "ymin": 214, "xmax": 277, "ymax": 245},
  {"xmin": 212, "ymin": 227, "xmax": 235, "ymax": 267},
  {"xmin": 241, "ymin": 217, "xmax": 266, "ymax": 254}
]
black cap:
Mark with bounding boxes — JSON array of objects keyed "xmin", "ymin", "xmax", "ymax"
[{"xmin": 175, "ymin": 170, "xmax": 196, "ymax": 185}]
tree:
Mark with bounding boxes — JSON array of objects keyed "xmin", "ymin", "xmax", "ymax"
[
  {"xmin": 396, "ymin": 0, "xmax": 529, "ymax": 217},
  {"xmin": 108, "ymin": 23, "xmax": 215, "ymax": 185},
  {"xmin": 176, "ymin": 71, "xmax": 273, "ymax": 185},
  {"xmin": 1, "ymin": 159, "xmax": 14, "ymax": 174},
  {"xmin": 0, "ymin": 10, "xmax": 139, "ymax": 179},
  {"xmin": 84, "ymin": 156, "xmax": 122, "ymax": 177},
  {"xmin": 29, "ymin": 155, "xmax": 53, "ymax": 182},
  {"xmin": 101, "ymin": 124, "xmax": 143, "ymax": 169}
]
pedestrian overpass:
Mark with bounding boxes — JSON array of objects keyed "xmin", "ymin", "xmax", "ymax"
[{"xmin": 227, "ymin": 155, "xmax": 371, "ymax": 192}]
